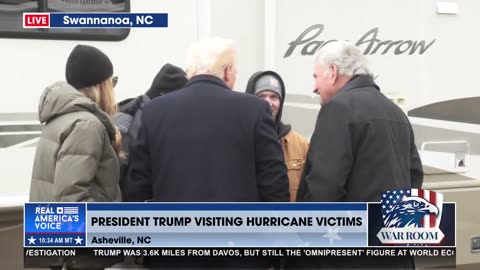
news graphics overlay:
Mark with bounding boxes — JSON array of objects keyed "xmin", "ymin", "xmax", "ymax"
[
  {"xmin": 376, "ymin": 189, "xmax": 447, "ymax": 245},
  {"xmin": 85, "ymin": 203, "xmax": 368, "ymax": 247},
  {"xmin": 23, "ymin": 13, "xmax": 168, "ymax": 28},
  {"xmin": 24, "ymin": 203, "xmax": 86, "ymax": 247},
  {"xmin": 24, "ymin": 202, "xmax": 457, "ymax": 267}
]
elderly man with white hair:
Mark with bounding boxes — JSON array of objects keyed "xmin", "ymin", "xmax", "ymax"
[
  {"xmin": 296, "ymin": 40, "xmax": 423, "ymax": 203},
  {"xmin": 290, "ymin": 40, "xmax": 423, "ymax": 270},
  {"xmin": 126, "ymin": 37, "xmax": 289, "ymax": 269},
  {"xmin": 126, "ymin": 37, "xmax": 289, "ymax": 204}
]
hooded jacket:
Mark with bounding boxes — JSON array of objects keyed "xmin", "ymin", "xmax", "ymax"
[
  {"xmin": 114, "ymin": 63, "xmax": 187, "ymax": 200},
  {"xmin": 30, "ymin": 81, "xmax": 121, "ymax": 203},
  {"xmin": 246, "ymin": 71, "xmax": 309, "ymax": 201}
]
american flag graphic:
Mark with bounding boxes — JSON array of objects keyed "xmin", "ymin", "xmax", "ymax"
[
  {"xmin": 381, "ymin": 189, "xmax": 443, "ymax": 228},
  {"xmin": 62, "ymin": 206, "xmax": 79, "ymax": 215}
]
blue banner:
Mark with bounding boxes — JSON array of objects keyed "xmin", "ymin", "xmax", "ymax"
[
  {"xmin": 86, "ymin": 203, "xmax": 368, "ymax": 247},
  {"xmin": 49, "ymin": 13, "xmax": 168, "ymax": 28}
]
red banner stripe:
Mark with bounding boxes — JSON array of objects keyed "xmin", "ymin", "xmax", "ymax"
[
  {"xmin": 429, "ymin": 190, "xmax": 436, "ymax": 228},
  {"xmin": 418, "ymin": 189, "xmax": 424, "ymax": 227}
]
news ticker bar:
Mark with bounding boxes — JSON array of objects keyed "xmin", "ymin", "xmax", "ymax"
[
  {"xmin": 24, "ymin": 247, "xmax": 457, "ymax": 269},
  {"xmin": 23, "ymin": 13, "xmax": 168, "ymax": 28},
  {"xmin": 24, "ymin": 247, "xmax": 456, "ymax": 258}
]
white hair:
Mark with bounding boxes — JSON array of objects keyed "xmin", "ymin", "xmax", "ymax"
[
  {"xmin": 186, "ymin": 37, "xmax": 236, "ymax": 79},
  {"xmin": 314, "ymin": 40, "xmax": 373, "ymax": 78}
]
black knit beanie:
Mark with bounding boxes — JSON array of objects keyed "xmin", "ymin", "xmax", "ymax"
[
  {"xmin": 146, "ymin": 63, "xmax": 188, "ymax": 99},
  {"xmin": 65, "ymin": 44, "xmax": 113, "ymax": 89}
]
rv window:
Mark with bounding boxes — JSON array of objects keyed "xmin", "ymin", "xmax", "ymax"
[{"xmin": 0, "ymin": 0, "xmax": 130, "ymax": 41}]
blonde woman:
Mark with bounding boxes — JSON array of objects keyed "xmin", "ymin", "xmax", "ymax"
[
  {"xmin": 30, "ymin": 44, "xmax": 122, "ymax": 203},
  {"xmin": 28, "ymin": 44, "xmax": 124, "ymax": 269}
]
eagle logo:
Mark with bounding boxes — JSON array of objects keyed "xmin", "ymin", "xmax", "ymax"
[
  {"xmin": 381, "ymin": 189, "xmax": 443, "ymax": 229},
  {"xmin": 384, "ymin": 197, "xmax": 438, "ymax": 228},
  {"xmin": 377, "ymin": 189, "xmax": 446, "ymax": 245}
]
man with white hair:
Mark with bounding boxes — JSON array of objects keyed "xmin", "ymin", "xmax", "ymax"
[
  {"xmin": 127, "ymin": 37, "xmax": 289, "ymax": 204},
  {"xmin": 297, "ymin": 40, "xmax": 423, "ymax": 203},
  {"xmin": 126, "ymin": 38, "xmax": 288, "ymax": 268},
  {"xmin": 290, "ymin": 40, "xmax": 423, "ymax": 270}
]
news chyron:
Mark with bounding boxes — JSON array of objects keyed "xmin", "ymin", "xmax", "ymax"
[
  {"xmin": 23, "ymin": 12, "xmax": 168, "ymax": 28},
  {"xmin": 24, "ymin": 189, "xmax": 456, "ymax": 268}
]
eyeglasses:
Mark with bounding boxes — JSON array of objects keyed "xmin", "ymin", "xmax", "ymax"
[{"xmin": 112, "ymin": 76, "xmax": 118, "ymax": 88}]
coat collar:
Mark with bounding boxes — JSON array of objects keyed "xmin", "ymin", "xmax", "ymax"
[
  {"xmin": 341, "ymin": 74, "xmax": 380, "ymax": 92},
  {"xmin": 186, "ymin": 75, "xmax": 230, "ymax": 90}
]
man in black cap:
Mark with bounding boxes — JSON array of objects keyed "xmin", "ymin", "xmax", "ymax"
[{"xmin": 114, "ymin": 63, "xmax": 188, "ymax": 200}]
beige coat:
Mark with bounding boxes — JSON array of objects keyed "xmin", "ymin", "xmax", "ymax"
[
  {"xmin": 281, "ymin": 130, "xmax": 309, "ymax": 202},
  {"xmin": 30, "ymin": 81, "xmax": 121, "ymax": 202}
]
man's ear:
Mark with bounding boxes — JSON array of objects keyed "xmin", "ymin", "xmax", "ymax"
[
  {"xmin": 224, "ymin": 64, "xmax": 233, "ymax": 83},
  {"xmin": 330, "ymin": 64, "xmax": 338, "ymax": 85}
]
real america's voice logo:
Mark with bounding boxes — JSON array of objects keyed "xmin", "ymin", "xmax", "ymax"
[{"xmin": 377, "ymin": 188, "xmax": 444, "ymax": 245}]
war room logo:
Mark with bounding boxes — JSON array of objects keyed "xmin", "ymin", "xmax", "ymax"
[{"xmin": 377, "ymin": 189, "xmax": 445, "ymax": 245}]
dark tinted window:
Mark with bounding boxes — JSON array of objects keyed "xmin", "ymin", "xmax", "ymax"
[{"xmin": 0, "ymin": 0, "xmax": 130, "ymax": 41}]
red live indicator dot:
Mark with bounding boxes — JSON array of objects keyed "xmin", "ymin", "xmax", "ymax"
[{"xmin": 24, "ymin": 14, "xmax": 50, "ymax": 28}]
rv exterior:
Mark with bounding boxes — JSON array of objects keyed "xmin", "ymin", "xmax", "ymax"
[{"xmin": 0, "ymin": 0, "xmax": 479, "ymax": 269}]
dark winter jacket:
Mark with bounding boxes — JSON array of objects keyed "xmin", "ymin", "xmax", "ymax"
[
  {"xmin": 114, "ymin": 63, "xmax": 187, "ymax": 200},
  {"xmin": 126, "ymin": 75, "xmax": 289, "ymax": 203},
  {"xmin": 297, "ymin": 75, "xmax": 423, "ymax": 203}
]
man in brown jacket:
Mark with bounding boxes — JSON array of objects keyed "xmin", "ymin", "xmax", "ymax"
[{"xmin": 246, "ymin": 71, "xmax": 309, "ymax": 201}]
